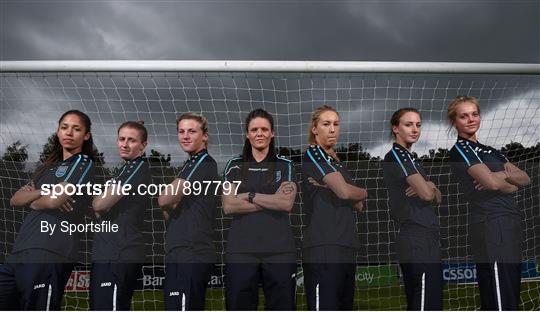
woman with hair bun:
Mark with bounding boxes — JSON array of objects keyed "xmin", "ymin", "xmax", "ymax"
[{"xmin": 447, "ymin": 96, "xmax": 530, "ymax": 310}]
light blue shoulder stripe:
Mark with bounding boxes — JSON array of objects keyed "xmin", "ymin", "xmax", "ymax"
[
  {"xmin": 405, "ymin": 153, "xmax": 420, "ymax": 174},
  {"xmin": 307, "ymin": 148, "xmax": 326, "ymax": 176},
  {"xmin": 77, "ymin": 159, "xmax": 93, "ymax": 184},
  {"xmin": 63, "ymin": 155, "xmax": 82, "ymax": 182},
  {"xmin": 454, "ymin": 144, "xmax": 471, "ymax": 167},
  {"xmin": 125, "ymin": 160, "xmax": 145, "ymax": 184},
  {"xmin": 186, "ymin": 153, "xmax": 208, "ymax": 181},
  {"xmin": 276, "ymin": 155, "xmax": 292, "ymax": 163},
  {"xmin": 316, "ymin": 145, "xmax": 337, "ymax": 171},
  {"xmin": 390, "ymin": 148, "xmax": 409, "ymax": 177},
  {"xmin": 223, "ymin": 156, "xmax": 242, "ymax": 181}
]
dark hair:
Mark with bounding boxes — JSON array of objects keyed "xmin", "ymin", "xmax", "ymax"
[
  {"xmin": 389, "ymin": 107, "xmax": 422, "ymax": 139},
  {"xmin": 34, "ymin": 110, "xmax": 97, "ymax": 181},
  {"xmin": 118, "ymin": 120, "xmax": 148, "ymax": 143},
  {"xmin": 241, "ymin": 108, "xmax": 276, "ymax": 183}
]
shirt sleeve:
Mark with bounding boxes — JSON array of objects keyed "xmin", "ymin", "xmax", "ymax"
[
  {"xmin": 387, "ymin": 146, "xmax": 419, "ymax": 178},
  {"xmin": 63, "ymin": 154, "xmax": 94, "ymax": 185},
  {"xmin": 304, "ymin": 145, "xmax": 337, "ymax": 181},
  {"xmin": 493, "ymin": 148, "xmax": 510, "ymax": 163},
  {"xmin": 223, "ymin": 157, "xmax": 241, "ymax": 182},
  {"xmin": 276, "ymin": 156, "xmax": 296, "ymax": 184},
  {"xmin": 451, "ymin": 140, "xmax": 483, "ymax": 168}
]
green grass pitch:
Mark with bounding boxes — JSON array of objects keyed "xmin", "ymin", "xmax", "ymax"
[{"xmin": 62, "ymin": 282, "xmax": 540, "ymax": 310}]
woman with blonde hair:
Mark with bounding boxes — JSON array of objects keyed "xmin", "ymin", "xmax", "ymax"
[
  {"xmin": 301, "ymin": 105, "xmax": 368, "ymax": 310},
  {"xmin": 159, "ymin": 113, "xmax": 218, "ymax": 310},
  {"xmin": 447, "ymin": 95, "xmax": 530, "ymax": 310}
]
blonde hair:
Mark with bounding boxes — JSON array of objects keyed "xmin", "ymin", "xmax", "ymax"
[
  {"xmin": 447, "ymin": 95, "xmax": 481, "ymax": 130},
  {"xmin": 176, "ymin": 113, "xmax": 209, "ymax": 148},
  {"xmin": 308, "ymin": 105, "xmax": 340, "ymax": 160},
  {"xmin": 308, "ymin": 105, "xmax": 339, "ymax": 145}
]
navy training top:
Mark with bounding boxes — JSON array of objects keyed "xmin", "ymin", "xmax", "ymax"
[
  {"xmin": 12, "ymin": 153, "xmax": 94, "ymax": 261},
  {"xmin": 301, "ymin": 144, "xmax": 360, "ymax": 249},
  {"xmin": 449, "ymin": 136, "xmax": 519, "ymax": 223},
  {"xmin": 223, "ymin": 152, "xmax": 296, "ymax": 254},
  {"xmin": 382, "ymin": 143, "xmax": 439, "ymax": 232},
  {"xmin": 165, "ymin": 149, "xmax": 218, "ymax": 256},
  {"xmin": 92, "ymin": 156, "xmax": 151, "ymax": 262}
]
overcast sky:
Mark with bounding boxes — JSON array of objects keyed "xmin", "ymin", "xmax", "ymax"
[
  {"xmin": 1, "ymin": 0, "xmax": 539, "ymax": 167},
  {"xmin": 1, "ymin": 0, "xmax": 539, "ymax": 62}
]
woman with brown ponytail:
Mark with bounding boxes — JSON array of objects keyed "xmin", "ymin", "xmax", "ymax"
[{"xmin": 382, "ymin": 108, "xmax": 443, "ymax": 310}]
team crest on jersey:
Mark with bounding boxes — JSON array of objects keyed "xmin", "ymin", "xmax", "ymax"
[
  {"xmin": 275, "ymin": 170, "xmax": 281, "ymax": 182},
  {"xmin": 55, "ymin": 165, "xmax": 69, "ymax": 178}
]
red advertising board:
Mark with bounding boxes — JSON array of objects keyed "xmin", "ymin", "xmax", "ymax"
[{"xmin": 64, "ymin": 270, "xmax": 90, "ymax": 292}]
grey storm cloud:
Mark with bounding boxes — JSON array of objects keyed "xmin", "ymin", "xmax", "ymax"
[
  {"xmin": 1, "ymin": 72, "xmax": 539, "ymax": 169},
  {"xmin": 1, "ymin": 1, "xmax": 539, "ymax": 62},
  {"xmin": 1, "ymin": 1, "xmax": 539, "ymax": 168}
]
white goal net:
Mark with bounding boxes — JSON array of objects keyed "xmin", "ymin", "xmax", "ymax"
[{"xmin": 1, "ymin": 61, "xmax": 539, "ymax": 310}]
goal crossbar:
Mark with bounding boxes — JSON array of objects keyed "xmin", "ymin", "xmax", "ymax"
[{"xmin": 1, "ymin": 60, "xmax": 539, "ymax": 74}]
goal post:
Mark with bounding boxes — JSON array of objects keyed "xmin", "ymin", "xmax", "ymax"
[
  {"xmin": 2, "ymin": 60, "xmax": 539, "ymax": 73},
  {"xmin": 1, "ymin": 61, "xmax": 539, "ymax": 310}
]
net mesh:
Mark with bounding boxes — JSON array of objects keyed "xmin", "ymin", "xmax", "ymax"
[{"xmin": 1, "ymin": 71, "xmax": 539, "ymax": 310}]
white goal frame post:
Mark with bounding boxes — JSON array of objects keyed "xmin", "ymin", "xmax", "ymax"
[
  {"xmin": 1, "ymin": 61, "xmax": 539, "ymax": 311},
  {"xmin": 1, "ymin": 60, "xmax": 539, "ymax": 74}
]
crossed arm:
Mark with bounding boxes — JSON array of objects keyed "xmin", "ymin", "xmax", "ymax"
[
  {"xmin": 158, "ymin": 178, "xmax": 187, "ymax": 222},
  {"xmin": 308, "ymin": 171, "xmax": 368, "ymax": 211},
  {"xmin": 92, "ymin": 182, "xmax": 127, "ymax": 217},
  {"xmin": 469, "ymin": 162, "xmax": 529, "ymax": 193},
  {"xmin": 405, "ymin": 174, "xmax": 442, "ymax": 204},
  {"xmin": 11, "ymin": 182, "xmax": 75, "ymax": 212},
  {"xmin": 222, "ymin": 181, "xmax": 297, "ymax": 215}
]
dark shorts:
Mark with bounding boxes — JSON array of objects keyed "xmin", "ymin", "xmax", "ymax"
[
  {"xmin": 225, "ymin": 252, "xmax": 297, "ymax": 311},
  {"xmin": 164, "ymin": 248, "xmax": 215, "ymax": 311},
  {"xmin": 470, "ymin": 216, "xmax": 522, "ymax": 310},
  {"xmin": 0, "ymin": 249, "xmax": 74, "ymax": 310},
  {"xmin": 302, "ymin": 245, "xmax": 356, "ymax": 311},
  {"xmin": 90, "ymin": 262, "xmax": 142, "ymax": 311}
]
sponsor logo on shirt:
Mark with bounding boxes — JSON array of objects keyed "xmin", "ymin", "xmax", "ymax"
[{"xmin": 55, "ymin": 165, "xmax": 69, "ymax": 178}]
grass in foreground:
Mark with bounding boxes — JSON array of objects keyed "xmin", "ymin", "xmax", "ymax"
[{"xmin": 62, "ymin": 281, "xmax": 540, "ymax": 310}]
